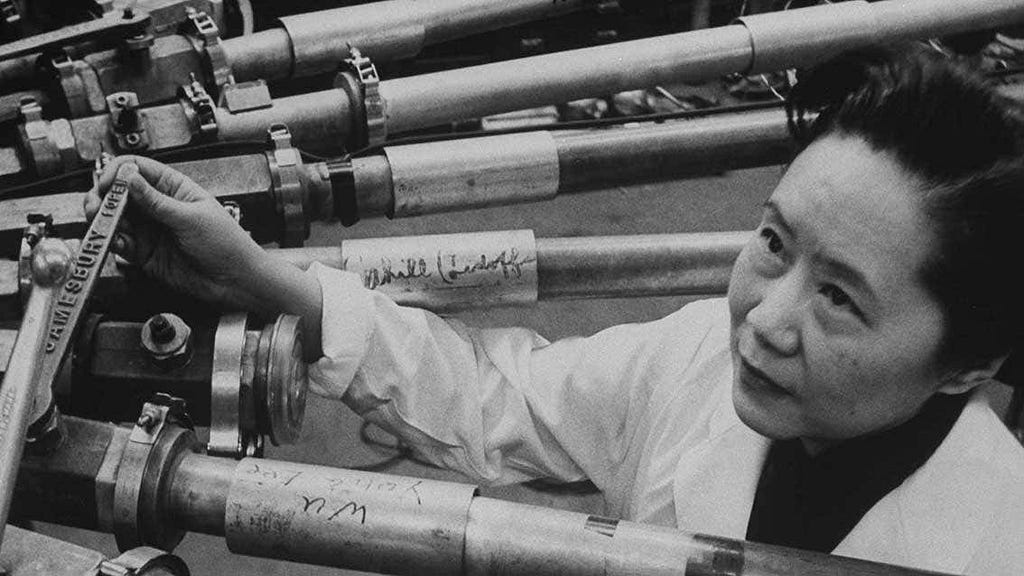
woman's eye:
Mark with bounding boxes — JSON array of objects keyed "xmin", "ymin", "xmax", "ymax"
[
  {"xmin": 819, "ymin": 284, "xmax": 859, "ymax": 314},
  {"xmin": 760, "ymin": 227, "xmax": 784, "ymax": 254}
]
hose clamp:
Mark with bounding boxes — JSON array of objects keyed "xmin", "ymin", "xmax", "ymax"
[
  {"xmin": 179, "ymin": 73, "xmax": 218, "ymax": 138},
  {"xmin": 326, "ymin": 156, "xmax": 359, "ymax": 226},
  {"xmin": 337, "ymin": 47, "xmax": 387, "ymax": 149},
  {"xmin": 113, "ymin": 394, "xmax": 194, "ymax": 552},
  {"xmin": 184, "ymin": 7, "xmax": 233, "ymax": 91},
  {"xmin": 265, "ymin": 124, "xmax": 308, "ymax": 247}
]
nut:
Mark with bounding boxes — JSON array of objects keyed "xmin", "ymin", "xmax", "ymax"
[{"xmin": 140, "ymin": 313, "xmax": 193, "ymax": 369}]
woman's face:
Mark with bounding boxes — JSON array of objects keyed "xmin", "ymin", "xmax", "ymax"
[{"xmin": 727, "ymin": 133, "xmax": 954, "ymax": 453}]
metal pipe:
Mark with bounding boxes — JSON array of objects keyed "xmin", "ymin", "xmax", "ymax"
[
  {"xmin": 273, "ymin": 230, "xmax": 748, "ymax": 310},
  {"xmin": 0, "ymin": 238, "xmax": 71, "ymax": 545},
  {"xmin": 378, "ymin": 0, "xmax": 1024, "ymax": 134},
  {"xmin": 164, "ymin": 450, "xmax": 951, "ymax": 576},
  {"xmin": 375, "ymin": 107, "xmax": 792, "ymax": 218},
  {"xmin": 225, "ymin": 0, "xmax": 593, "ymax": 82},
  {"xmin": 15, "ymin": 416, "xmax": 957, "ymax": 576}
]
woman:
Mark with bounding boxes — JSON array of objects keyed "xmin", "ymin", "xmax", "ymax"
[{"xmin": 87, "ymin": 45, "xmax": 1024, "ymax": 574}]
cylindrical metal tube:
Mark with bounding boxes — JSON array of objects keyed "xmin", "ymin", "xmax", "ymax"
[
  {"xmin": 380, "ymin": 26, "xmax": 755, "ymax": 134},
  {"xmin": 16, "ymin": 419, "xmax": 958, "ymax": 576},
  {"xmin": 342, "ymin": 229, "xmax": 539, "ymax": 310},
  {"xmin": 464, "ymin": 498, "xmax": 949, "ymax": 576},
  {"xmin": 272, "ymin": 230, "xmax": 747, "ymax": 309},
  {"xmin": 554, "ymin": 107, "xmax": 792, "ymax": 192},
  {"xmin": 378, "ymin": 0, "xmax": 1024, "ymax": 134},
  {"xmin": 222, "ymin": 457, "xmax": 478, "ymax": 575},
  {"xmin": 386, "ymin": 131, "xmax": 561, "ymax": 217},
  {"xmin": 869, "ymin": 0, "xmax": 1021, "ymax": 44},
  {"xmin": 215, "ymin": 89, "xmax": 354, "ymax": 154},
  {"xmin": 222, "ymin": 27, "xmax": 295, "ymax": 84},
  {"xmin": 537, "ymin": 231, "xmax": 747, "ymax": 300},
  {"xmin": 355, "ymin": 107, "xmax": 791, "ymax": 219},
  {"xmin": 167, "ymin": 452, "xmax": 235, "ymax": 536},
  {"xmin": 225, "ymin": 0, "xmax": 592, "ymax": 82}
]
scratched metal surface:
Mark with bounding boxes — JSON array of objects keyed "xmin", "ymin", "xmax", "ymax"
[{"xmin": 32, "ymin": 166, "xmax": 776, "ymax": 575}]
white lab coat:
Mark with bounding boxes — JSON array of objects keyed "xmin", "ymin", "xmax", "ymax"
[{"xmin": 308, "ymin": 265, "xmax": 1024, "ymax": 575}]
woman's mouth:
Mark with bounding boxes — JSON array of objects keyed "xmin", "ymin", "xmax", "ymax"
[{"xmin": 738, "ymin": 357, "xmax": 791, "ymax": 396}]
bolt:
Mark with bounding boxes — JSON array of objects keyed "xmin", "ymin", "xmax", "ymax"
[
  {"xmin": 125, "ymin": 132, "xmax": 141, "ymax": 146},
  {"xmin": 150, "ymin": 314, "xmax": 175, "ymax": 344},
  {"xmin": 137, "ymin": 413, "xmax": 154, "ymax": 428}
]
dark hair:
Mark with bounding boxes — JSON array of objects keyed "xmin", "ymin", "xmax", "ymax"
[{"xmin": 786, "ymin": 43, "xmax": 1024, "ymax": 372}]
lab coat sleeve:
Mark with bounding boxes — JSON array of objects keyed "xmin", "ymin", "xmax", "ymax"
[{"xmin": 307, "ymin": 263, "xmax": 721, "ymax": 488}]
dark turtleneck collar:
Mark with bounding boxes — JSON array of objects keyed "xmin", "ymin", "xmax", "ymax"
[{"xmin": 745, "ymin": 392, "xmax": 969, "ymax": 553}]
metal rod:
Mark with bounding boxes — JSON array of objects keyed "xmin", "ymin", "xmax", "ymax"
[
  {"xmin": 376, "ymin": 107, "xmax": 792, "ymax": 218},
  {"xmin": 162, "ymin": 449, "xmax": 952, "ymax": 576},
  {"xmin": 378, "ymin": 0, "xmax": 1024, "ymax": 134},
  {"xmin": 0, "ymin": 238, "xmax": 71, "ymax": 545},
  {"xmin": 14, "ymin": 416, "xmax": 958, "ymax": 575},
  {"xmin": 225, "ymin": 0, "xmax": 594, "ymax": 82},
  {"xmin": 272, "ymin": 230, "xmax": 748, "ymax": 310}
]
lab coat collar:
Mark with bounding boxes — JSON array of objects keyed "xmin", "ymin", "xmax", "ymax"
[{"xmin": 672, "ymin": 376, "xmax": 769, "ymax": 539}]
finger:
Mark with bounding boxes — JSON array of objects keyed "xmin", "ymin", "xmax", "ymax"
[
  {"xmin": 82, "ymin": 188, "xmax": 101, "ymax": 220},
  {"xmin": 125, "ymin": 168, "xmax": 188, "ymax": 228},
  {"xmin": 93, "ymin": 155, "xmax": 140, "ymax": 192}
]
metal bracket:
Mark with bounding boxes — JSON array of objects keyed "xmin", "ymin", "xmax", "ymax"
[
  {"xmin": 0, "ymin": 8, "xmax": 151, "ymax": 62},
  {"xmin": 217, "ymin": 79, "xmax": 271, "ymax": 113},
  {"xmin": 183, "ymin": 7, "xmax": 233, "ymax": 91},
  {"xmin": 179, "ymin": 73, "xmax": 218, "ymax": 138},
  {"xmin": 338, "ymin": 47, "xmax": 387, "ymax": 149},
  {"xmin": 113, "ymin": 393, "xmax": 192, "ymax": 551},
  {"xmin": 265, "ymin": 124, "xmax": 308, "ymax": 247},
  {"xmin": 107, "ymin": 92, "xmax": 150, "ymax": 151}
]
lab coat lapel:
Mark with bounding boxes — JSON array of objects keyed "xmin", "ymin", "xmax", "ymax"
[
  {"xmin": 834, "ymin": 393, "xmax": 1000, "ymax": 573},
  {"xmin": 672, "ymin": 382, "xmax": 770, "ymax": 539}
]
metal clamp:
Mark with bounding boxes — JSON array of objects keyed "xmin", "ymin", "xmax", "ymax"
[
  {"xmin": 179, "ymin": 73, "xmax": 218, "ymax": 138},
  {"xmin": 107, "ymin": 92, "xmax": 149, "ymax": 151},
  {"xmin": 265, "ymin": 124, "xmax": 308, "ymax": 247},
  {"xmin": 112, "ymin": 394, "xmax": 194, "ymax": 552},
  {"xmin": 183, "ymin": 7, "xmax": 233, "ymax": 91},
  {"xmin": 338, "ymin": 47, "xmax": 387, "ymax": 149},
  {"xmin": 99, "ymin": 547, "xmax": 190, "ymax": 576},
  {"xmin": 208, "ymin": 313, "xmax": 261, "ymax": 459},
  {"xmin": 326, "ymin": 156, "xmax": 359, "ymax": 226}
]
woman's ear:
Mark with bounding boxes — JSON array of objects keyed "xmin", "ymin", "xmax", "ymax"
[{"xmin": 938, "ymin": 354, "xmax": 1009, "ymax": 395}]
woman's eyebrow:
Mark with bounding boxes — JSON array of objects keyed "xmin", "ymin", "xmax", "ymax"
[{"xmin": 762, "ymin": 200, "xmax": 796, "ymax": 239}]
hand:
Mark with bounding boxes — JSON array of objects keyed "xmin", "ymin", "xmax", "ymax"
[
  {"xmin": 84, "ymin": 155, "xmax": 269, "ymax": 310},
  {"xmin": 84, "ymin": 155, "xmax": 324, "ymax": 359}
]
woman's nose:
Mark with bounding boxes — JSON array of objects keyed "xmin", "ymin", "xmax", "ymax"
[{"xmin": 746, "ymin": 280, "xmax": 801, "ymax": 356}]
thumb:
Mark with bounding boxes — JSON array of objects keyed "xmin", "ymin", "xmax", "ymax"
[{"xmin": 124, "ymin": 166, "xmax": 186, "ymax": 227}]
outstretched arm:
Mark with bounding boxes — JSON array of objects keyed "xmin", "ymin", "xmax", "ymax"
[{"xmin": 84, "ymin": 155, "xmax": 323, "ymax": 358}]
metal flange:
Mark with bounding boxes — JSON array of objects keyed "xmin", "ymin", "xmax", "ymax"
[{"xmin": 255, "ymin": 314, "xmax": 307, "ymax": 446}]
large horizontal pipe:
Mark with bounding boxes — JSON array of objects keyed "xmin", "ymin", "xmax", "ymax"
[
  {"xmin": 13, "ymin": 414, "xmax": 960, "ymax": 575},
  {"xmin": 163, "ymin": 448, "xmax": 951, "ymax": 575},
  {"xmin": 379, "ymin": 0, "xmax": 1024, "ymax": 133},
  {"xmin": 224, "ymin": 0, "xmax": 595, "ymax": 82}
]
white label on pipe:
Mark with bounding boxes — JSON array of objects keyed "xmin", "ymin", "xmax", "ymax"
[{"xmin": 341, "ymin": 229, "xmax": 538, "ymax": 311}]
